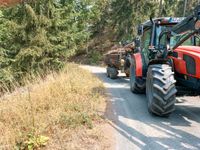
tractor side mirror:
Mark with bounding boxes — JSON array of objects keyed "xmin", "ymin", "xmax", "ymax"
[
  {"xmin": 137, "ymin": 25, "xmax": 143, "ymax": 36},
  {"xmin": 133, "ymin": 38, "xmax": 141, "ymax": 53}
]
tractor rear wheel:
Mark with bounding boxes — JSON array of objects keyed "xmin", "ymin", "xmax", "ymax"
[
  {"xmin": 106, "ymin": 67, "xmax": 118, "ymax": 79},
  {"xmin": 146, "ymin": 64, "xmax": 177, "ymax": 117},
  {"xmin": 130, "ymin": 64, "xmax": 145, "ymax": 93}
]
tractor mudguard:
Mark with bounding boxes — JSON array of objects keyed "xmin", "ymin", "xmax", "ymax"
[{"xmin": 131, "ymin": 53, "xmax": 143, "ymax": 77}]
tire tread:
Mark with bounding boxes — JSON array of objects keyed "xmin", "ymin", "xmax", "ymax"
[{"xmin": 147, "ymin": 64, "xmax": 177, "ymax": 117}]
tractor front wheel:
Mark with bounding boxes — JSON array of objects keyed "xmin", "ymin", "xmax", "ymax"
[{"xmin": 146, "ymin": 64, "xmax": 177, "ymax": 117}]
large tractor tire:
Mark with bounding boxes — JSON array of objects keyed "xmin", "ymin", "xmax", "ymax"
[
  {"xmin": 130, "ymin": 64, "xmax": 145, "ymax": 93},
  {"xmin": 106, "ymin": 67, "xmax": 118, "ymax": 79},
  {"xmin": 146, "ymin": 64, "xmax": 177, "ymax": 117}
]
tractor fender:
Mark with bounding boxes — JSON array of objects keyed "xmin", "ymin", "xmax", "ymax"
[
  {"xmin": 131, "ymin": 53, "xmax": 143, "ymax": 77},
  {"xmin": 148, "ymin": 59, "xmax": 174, "ymax": 71}
]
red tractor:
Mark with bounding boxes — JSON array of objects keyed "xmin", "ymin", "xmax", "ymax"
[{"xmin": 130, "ymin": 5, "xmax": 200, "ymax": 116}]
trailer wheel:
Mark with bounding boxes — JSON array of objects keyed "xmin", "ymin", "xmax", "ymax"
[
  {"xmin": 130, "ymin": 64, "xmax": 145, "ymax": 93},
  {"xmin": 106, "ymin": 67, "xmax": 118, "ymax": 79},
  {"xmin": 146, "ymin": 64, "xmax": 177, "ymax": 117}
]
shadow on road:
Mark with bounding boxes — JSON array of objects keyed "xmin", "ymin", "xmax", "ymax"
[{"xmin": 93, "ymin": 71, "xmax": 200, "ymax": 150}]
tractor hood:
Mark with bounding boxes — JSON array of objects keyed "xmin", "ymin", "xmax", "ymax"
[
  {"xmin": 172, "ymin": 46, "xmax": 200, "ymax": 79},
  {"xmin": 175, "ymin": 46, "xmax": 200, "ymax": 55}
]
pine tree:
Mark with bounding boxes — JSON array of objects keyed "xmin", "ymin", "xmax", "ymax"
[{"xmin": 0, "ymin": 0, "xmax": 105, "ymax": 91}]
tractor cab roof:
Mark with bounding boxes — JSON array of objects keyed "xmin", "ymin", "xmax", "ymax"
[{"xmin": 142, "ymin": 17, "xmax": 185, "ymax": 28}]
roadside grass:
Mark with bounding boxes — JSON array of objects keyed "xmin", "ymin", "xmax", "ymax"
[{"xmin": 0, "ymin": 63, "xmax": 106, "ymax": 150}]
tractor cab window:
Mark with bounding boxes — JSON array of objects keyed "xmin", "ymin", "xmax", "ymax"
[
  {"xmin": 170, "ymin": 34, "xmax": 193, "ymax": 47},
  {"xmin": 155, "ymin": 25, "xmax": 171, "ymax": 46},
  {"xmin": 194, "ymin": 35, "xmax": 200, "ymax": 46},
  {"xmin": 155, "ymin": 25, "xmax": 197, "ymax": 48},
  {"xmin": 141, "ymin": 28, "xmax": 151, "ymax": 64},
  {"xmin": 159, "ymin": 33, "xmax": 167, "ymax": 49},
  {"xmin": 141, "ymin": 28, "xmax": 151, "ymax": 49}
]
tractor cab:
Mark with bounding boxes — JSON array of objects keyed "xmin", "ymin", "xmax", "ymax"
[
  {"xmin": 136, "ymin": 18, "xmax": 186, "ymax": 71},
  {"xmin": 138, "ymin": 17, "xmax": 200, "ymax": 50},
  {"xmin": 136, "ymin": 17, "xmax": 200, "ymax": 72},
  {"xmin": 138, "ymin": 17, "xmax": 185, "ymax": 46}
]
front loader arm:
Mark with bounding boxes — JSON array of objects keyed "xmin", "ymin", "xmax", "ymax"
[
  {"xmin": 171, "ymin": 5, "xmax": 200, "ymax": 35},
  {"xmin": 158, "ymin": 5, "xmax": 200, "ymax": 52}
]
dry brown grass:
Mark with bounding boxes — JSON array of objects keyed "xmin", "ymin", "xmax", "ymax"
[{"xmin": 0, "ymin": 63, "xmax": 107, "ymax": 150}]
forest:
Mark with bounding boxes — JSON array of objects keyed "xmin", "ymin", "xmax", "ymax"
[{"xmin": 0, "ymin": 0, "xmax": 199, "ymax": 91}]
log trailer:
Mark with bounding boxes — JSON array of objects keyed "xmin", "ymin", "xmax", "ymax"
[{"xmin": 104, "ymin": 42, "xmax": 135, "ymax": 79}]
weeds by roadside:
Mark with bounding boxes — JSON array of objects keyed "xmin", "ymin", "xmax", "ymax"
[{"xmin": 0, "ymin": 63, "xmax": 106, "ymax": 149}]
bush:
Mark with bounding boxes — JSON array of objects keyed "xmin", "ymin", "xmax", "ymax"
[{"xmin": 88, "ymin": 51, "xmax": 102, "ymax": 64}]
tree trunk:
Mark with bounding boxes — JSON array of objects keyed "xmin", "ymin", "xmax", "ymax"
[
  {"xmin": 183, "ymin": 0, "xmax": 188, "ymax": 17},
  {"xmin": 159, "ymin": 0, "xmax": 163, "ymax": 17}
]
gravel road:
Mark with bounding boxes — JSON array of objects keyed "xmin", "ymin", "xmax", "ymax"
[{"xmin": 82, "ymin": 65, "xmax": 200, "ymax": 150}]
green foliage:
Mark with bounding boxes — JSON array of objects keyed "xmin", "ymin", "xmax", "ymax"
[
  {"xmin": 16, "ymin": 133, "xmax": 49, "ymax": 150},
  {"xmin": 91, "ymin": 0, "xmax": 199, "ymax": 43},
  {"xmin": 0, "ymin": 0, "xmax": 104, "ymax": 91},
  {"xmin": 91, "ymin": 0, "xmax": 160, "ymax": 42},
  {"xmin": 26, "ymin": 135, "xmax": 49, "ymax": 150},
  {"xmin": 88, "ymin": 50, "xmax": 102, "ymax": 64}
]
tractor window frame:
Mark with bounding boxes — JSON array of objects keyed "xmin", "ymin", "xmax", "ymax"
[
  {"xmin": 141, "ymin": 27, "xmax": 152, "ymax": 49},
  {"xmin": 194, "ymin": 35, "xmax": 200, "ymax": 46},
  {"xmin": 141, "ymin": 27, "xmax": 152, "ymax": 65}
]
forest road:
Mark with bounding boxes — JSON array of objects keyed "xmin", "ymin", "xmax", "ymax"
[{"xmin": 81, "ymin": 65, "xmax": 200, "ymax": 150}]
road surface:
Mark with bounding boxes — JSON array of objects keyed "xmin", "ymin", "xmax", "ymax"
[{"xmin": 82, "ymin": 65, "xmax": 200, "ymax": 150}]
